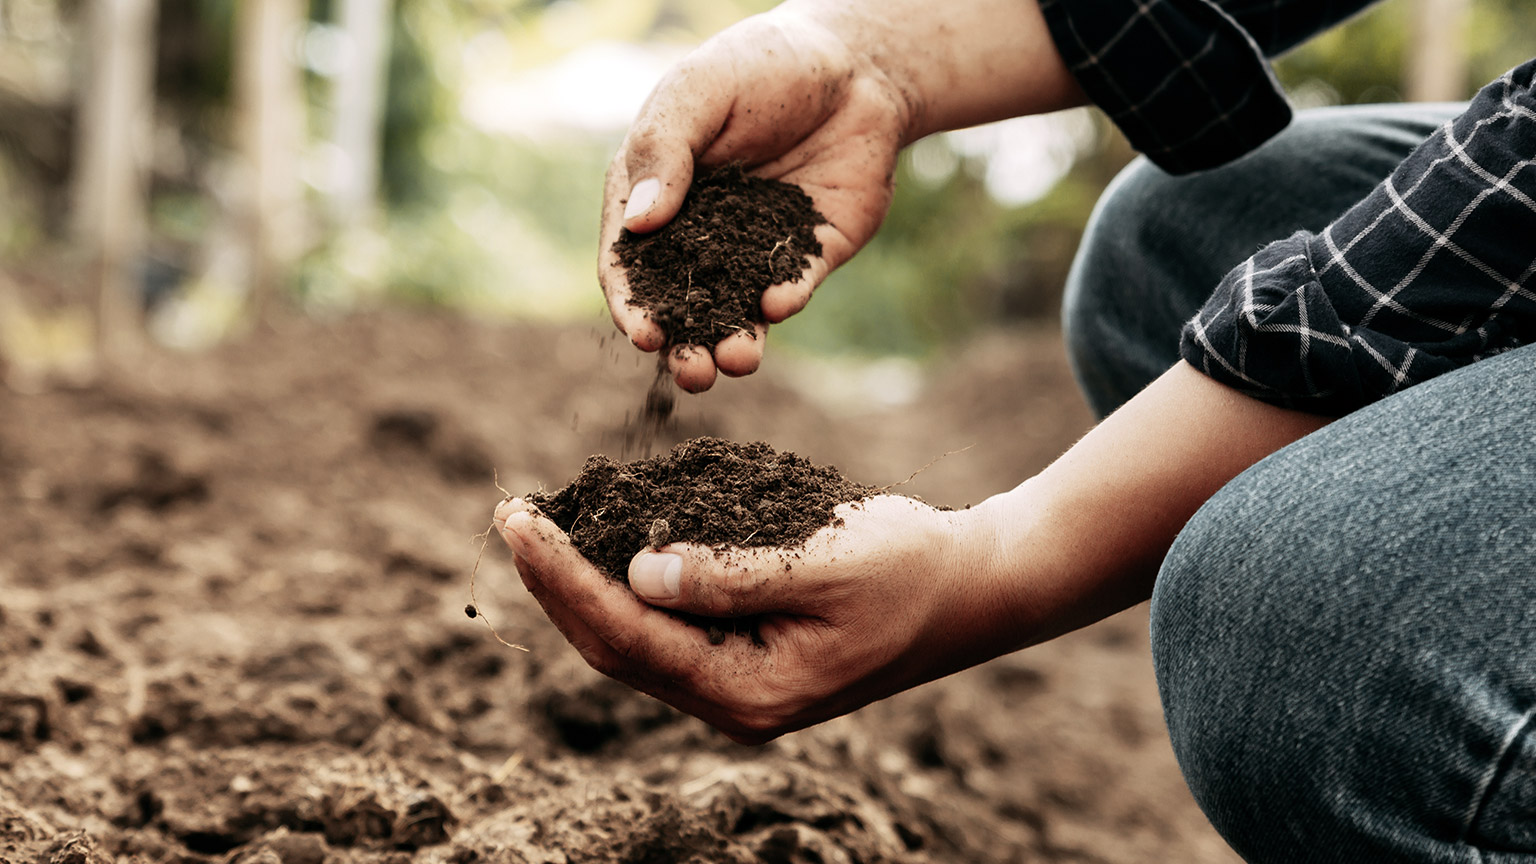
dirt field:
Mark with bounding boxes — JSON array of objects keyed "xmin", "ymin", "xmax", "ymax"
[{"xmin": 0, "ymin": 311, "xmax": 1241, "ymax": 864}]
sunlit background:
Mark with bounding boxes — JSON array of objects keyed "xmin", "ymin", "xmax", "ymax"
[{"xmin": 0, "ymin": 0, "xmax": 1532, "ymax": 390}]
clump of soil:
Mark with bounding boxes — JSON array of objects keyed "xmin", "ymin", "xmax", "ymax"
[
  {"xmin": 526, "ymin": 436, "xmax": 871, "ymax": 582},
  {"xmin": 612, "ymin": 164, "xmax": 827, "ymax": 350}
]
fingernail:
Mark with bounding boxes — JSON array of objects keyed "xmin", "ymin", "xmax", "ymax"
[
  {"xmin": 498, "ymin": 512, "xmax": 532, "ymax": 554},
  {"xmin": 630, "ymin": 552, "xmax": 681, "ymax": 600},
  {"xmin": 624, "ymin": 177, "xmax": 660, "ymax": 221},
  {"xmin": 494, "ymin": 498, "xmax": 519, "ymax": 524}
]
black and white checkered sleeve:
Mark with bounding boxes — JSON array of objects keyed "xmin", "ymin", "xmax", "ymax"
[
  {"xmin": 1180, "ymin": 59, "xmax": 1536, "ymax": 415},
  {"xmin": 1039, "ymin": 0, "xmax": 1376, "ymax": 173}
]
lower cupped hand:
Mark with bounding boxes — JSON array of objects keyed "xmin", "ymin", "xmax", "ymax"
[{"xmin": 495, "ymin": 493, "xmax": 1008, "ymax": 743}]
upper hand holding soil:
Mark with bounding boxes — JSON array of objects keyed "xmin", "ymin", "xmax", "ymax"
[
  {"xmin": 599, "ymin": 10, "xmax": 909, "ymax": 392},
  {"xmin": 495, "ymin": 493, "xmax": 1010, "ymax": 744},
  {"xmin": 599, "ymin": 0, "xmax": 1086, "ymax": 392}
]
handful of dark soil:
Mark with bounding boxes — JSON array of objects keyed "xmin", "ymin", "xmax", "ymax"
[
  {"xmin": 612, "ymin": 164, "xmax": 827, "ymax": 349},
  {"xmin": 526, "ymin": 437, "xmax": 872, "ymax": 582}
]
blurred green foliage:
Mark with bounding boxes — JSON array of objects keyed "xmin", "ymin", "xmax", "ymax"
[
  {"xmin": 2, "ymin": 0, "xmax": 1533, "ymax": 359},
  {"xmin": 378, "ymin": 2, "xmax": 444, "ymax": 207},
  {"xmin": 1274, "ymin": 0, "xmax": 1536, "ymax": 102},
  {"xmin": 301, "ymin": 0, "xmax": 786, "ymax": 317}
]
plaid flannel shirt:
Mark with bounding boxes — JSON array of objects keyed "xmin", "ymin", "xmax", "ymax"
[{"xmin": 1041, "ymin": 0, "xmax": 1536, "ymax": 414}]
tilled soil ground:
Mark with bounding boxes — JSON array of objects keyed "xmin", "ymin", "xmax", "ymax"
[{"xmin": 0, "ymin": 311, "xmax": 1240, "ymax": 864}]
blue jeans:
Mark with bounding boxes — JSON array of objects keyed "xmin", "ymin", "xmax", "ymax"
[{"xmin": 1063, "ymin": 104, "xmax": 1536, "ymax": 863}]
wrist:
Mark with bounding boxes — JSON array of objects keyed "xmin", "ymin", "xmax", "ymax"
[
  {"xmin": 951, "ymin": 485, "xmax": 1054, "ymax": 654},
  {"xmin": 780, "ymin": 0, "xmax": 1085, "ymax": 143},
  {"xmin": 960, "ymin": 473, "xmax": 1151, "ymax": 653},
  {"xmin": 888, "ymin": 495, "xmax": 1048, "ymax": 683}
]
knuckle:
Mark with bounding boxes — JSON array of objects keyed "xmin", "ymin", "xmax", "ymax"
[
  {"xmin": 602, "ymin": 150, "xmax": 627, "ymax": 189},
  {"xmin": 624, "ymin": 125, "xmax": 670, "ymax": 166},
  {"xmin": 692, "ymin": 580, "xmax": 738, "ymax": 617},
  {"xmin": 716, "ymin": 562, "xmax": 766, "ymax": 611},
  {"xmin": 683, "ymin": 574, "xmax": 740, "ymax": 617}
]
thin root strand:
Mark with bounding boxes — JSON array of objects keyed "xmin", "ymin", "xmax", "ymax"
[
  {"xmin": 469, "ymin": 520, "xmax": 530, "ymax": 653},
  {"xmin": 875, "ymin": 444, "xmax": 976, "ymax": 493}
]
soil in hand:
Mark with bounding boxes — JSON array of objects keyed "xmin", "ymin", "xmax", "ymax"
[
  {"xmin": 526, "ymin": 436, "xmax": 872, "ymax": 582},
  {"xmin": 612, "ymin": 164, "xmax": 827, "ymax": 350}
]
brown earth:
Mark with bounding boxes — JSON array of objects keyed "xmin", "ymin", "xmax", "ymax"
[
  {"xmin": 612, "ymin": 164, "xmax": 825, "ymax": 350},
  {"xmin": 0, "ymin": 310, "xmax": 1241, "ymax": 864},
  {"xmin": 527, "ymin": 436, "xmax": 877, "ymax": 584}
]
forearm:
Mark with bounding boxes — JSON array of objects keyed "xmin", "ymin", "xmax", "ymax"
[
  {"xmin": 780, "ymin": 0, "xmax": 1086, "ymax": 143},
  {"xmin": 963, "ymin": 362, "xmax": 1330, "ymax": 651}
]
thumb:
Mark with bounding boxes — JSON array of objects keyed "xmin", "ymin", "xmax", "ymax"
[
  {"xmin": 627, "ymin": 546, "xmax": 801, "ymax": 617},
  {"xmin": 618, "ymin": 54, "xmax": 736, "ymax": 234},
  {"xmin": 620, "ymin": 134, "xmax": 695, "ymax": 235}
]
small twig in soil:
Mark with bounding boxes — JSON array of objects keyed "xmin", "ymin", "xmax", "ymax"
[
  {"xmin": 875, "ymin": 444, "xmax": 976, "ymax": 494},
  {"xmin": 491, "ymin": 752, "xmax": 524, "ymax": 784},
  {"xmin": 468, "ymin": 521, "xmax": 530, "ymax": 653},
  {"xmin": 766, "ymin": 237, "xmax": 792, "ymax": 279}
]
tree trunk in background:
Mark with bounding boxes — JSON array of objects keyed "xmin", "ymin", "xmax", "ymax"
[
  {"xmin": 235, "ymin": 0, "xmax": 308, "ymax": 320},
  {"xmin": 1405, "ymin": 0, "xmax": 1471, "ymax": 103},
  {"xmin": 329, "ymin": 0, "xmax": 393, "ymax": 230},
  {"xmin": 72, "ymin": 0, "xmax": 157, "ymax": 367}
]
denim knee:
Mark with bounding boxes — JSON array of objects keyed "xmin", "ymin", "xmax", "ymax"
[
  {"xmin": 1149, "ymin": 349, "xmax": 1536, "ymax": 863},
  {"xmin": 1061, "ymin": 157, "xmax": 1192, "ymax": 418},
  {"xmin": 1148, "ymin": 491, "xmax": 1440, "ymax": 864},
  {"xmin": 1150, "ymin": 494, "xmax": 1340, "ymax": 861}
]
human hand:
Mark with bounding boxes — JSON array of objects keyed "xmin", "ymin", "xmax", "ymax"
[
  {"xmin": 600, "ymin": 8, "xmax": 911, "ymax": 392},
  {"xmin": 494, "ymin": 493, "xmax": 1016, "ymax": 743},
  {"xmin": 601, "ymin": 0, "xmax": 1085, "ymax": 392}
]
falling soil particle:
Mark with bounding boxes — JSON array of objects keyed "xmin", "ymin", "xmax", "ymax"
[
  {"xmin": 612, "ymin": 164, "xmax": 827, "ymax": 351},
  {"xmin": 526, "ymin": 436, "xmax": 872, "ymax": 582},
  {"xmin": 620, "ymin": 355, "xmax": 677, "ymax": 458}
]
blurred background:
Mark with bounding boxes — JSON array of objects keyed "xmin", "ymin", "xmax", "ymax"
[{"xmin": 0, "ymin": 0, "xmax": 1533, "ymax": 391}]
